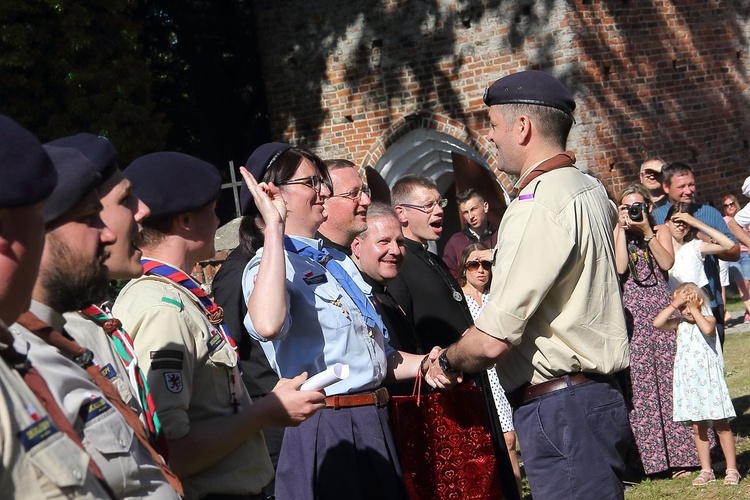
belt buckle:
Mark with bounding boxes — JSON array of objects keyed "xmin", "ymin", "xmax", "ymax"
[{"xmin": 374, "ymin": 388, "xmax": 390, "ymax": 407}]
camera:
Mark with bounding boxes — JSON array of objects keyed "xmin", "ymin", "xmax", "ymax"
[{"xmin": 628, "ymin": 202, "xmax": 648, "ymax": 222}]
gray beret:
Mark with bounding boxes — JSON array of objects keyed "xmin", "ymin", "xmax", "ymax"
[
  {"xmin": 240, "ymin": 142, "xmax": 291, "ymax": 215},
  {"xmin": 483, "ymin": 70, "xmax": 576, "ymax": 117},
  {"xmin": 125, "ymin": 152, "xmax": 222, "ymax": 220},
  {"xmin": 0, "ymin": 114, "xmax": 56, "ymax": 207},
  {"xmin": 42, "ymin": 146, "xmax": 102, "ymax": 225},
  {"xmin": 47, "ymin": 133, "xmax": 118, "ymax": 183}
]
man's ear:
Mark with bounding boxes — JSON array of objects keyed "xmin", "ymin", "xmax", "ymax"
[
  {"xmin": 351, "ymin": 237, "xmax": 362, "ymax": 260},
  {"xmin": 176, "ymin": 212, "xmax": 191, "ymax": 231},
  {"xmin": 482, "ymin": 201, "xmax": 489, "ymax": 214},
  {"xmin": 394, "ymin": 205, "xmax": 408, "ymax": 224}
]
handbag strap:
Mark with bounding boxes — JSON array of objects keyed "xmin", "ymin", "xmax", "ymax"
[{"xmin": 412, "ymin": 370, "xmax": 423, "ymax": 406}]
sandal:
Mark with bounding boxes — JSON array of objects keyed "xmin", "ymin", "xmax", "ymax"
[
  {"xmin": 692, "ymin": 469, "xmax": 715, "ymax": 486},
  {"xmin": 671, "ymin": 468, "xmax": 692, "ymax": 479},
  {"xmin": 724, "ymin": 468, "xmax": 741, "ymax": 485}
]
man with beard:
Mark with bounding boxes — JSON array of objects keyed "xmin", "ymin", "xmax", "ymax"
[
  {"xmin": 389, "ymin": 174, "xmax": 473, "ymax": 349},
  {"xmin": 113, "ymin": 152, "xmax": 325, "ymax": 499},
  {"xmin": 0, "ymin": 115, "xmax": 113, "ymax": 498},
  {"xmin": 9, "ymin": 144, "xmax": 182, "ymax": 498},
  {"xmin": 44, "ymin": 134, "xmax": 167, "ymax": 454}
]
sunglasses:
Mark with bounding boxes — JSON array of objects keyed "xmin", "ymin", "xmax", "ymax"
[
  {"xmin": 466, "ymin": 260, "xmax": 492, "ymax": 272},
  {"xmin": 724, "ymin": 201, "xmax": 736, "ymax": 207}
]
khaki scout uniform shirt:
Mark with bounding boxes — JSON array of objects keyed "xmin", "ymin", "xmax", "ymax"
[
  {"xmin": 475, "ymin": 163, "xmax": 630, "ymax": 392},
  {"xmin": 114, "ymin": 272, "xmax": 274, "ymax": 500},
  {"xmin": 63, "ymin": 311, "xmax": 143, "ymax": 419},
  {"xmin": 10, "ymin": 301, "xmax": 179, "ymax": 500},
  {"xmin": 0, "ymin": 345, "xmax": 110, "ymax": 499}
]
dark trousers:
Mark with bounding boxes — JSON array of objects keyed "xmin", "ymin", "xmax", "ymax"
[
  {"xmin": 712, "ymin": 305, "xmax": 725, "ymax": 348},
  {"xmin": 513, "ymin": 377, "xmax": 631, "ymax": 500}
]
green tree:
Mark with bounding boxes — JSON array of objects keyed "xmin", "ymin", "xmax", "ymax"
[{"xmin": 0, "ymin": 0, "xmax": 167, "ymax": 164}]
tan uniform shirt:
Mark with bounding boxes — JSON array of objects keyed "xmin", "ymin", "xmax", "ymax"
[
  {"xmin": 63, "ymin": 311, "xmax": 143, "ymax": 418},
  {"xmin": 0, "ymin": 345, "xmax": 110, "ymax": 499},
  {"xmin": 475, "ymin": 164, "xmax": 630, "ymax": 391},
  {"xmin": 113, "ymin": 272, "xmax": 274, "ymax": 499},
  {"xmin": 10, "ymin": 302, "xmax": 180, "ymax": 500}
]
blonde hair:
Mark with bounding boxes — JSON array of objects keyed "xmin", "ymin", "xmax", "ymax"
[{"xmin": 673, "ymin": 282, "xmax": 709, "ymax": 305}]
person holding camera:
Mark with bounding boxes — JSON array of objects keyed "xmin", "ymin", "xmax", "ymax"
[{"xmin": 614, "ymin": 184, "xmax": 699, "ymax": 479}]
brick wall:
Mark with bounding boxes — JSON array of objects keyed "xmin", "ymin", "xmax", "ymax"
[{"xmin": 252, "ymin": 0, "xmax": 750, "ymax": 204}]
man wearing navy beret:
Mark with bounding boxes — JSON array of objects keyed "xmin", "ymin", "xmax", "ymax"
[
  {"xmin": 8, "ymin": 140, "xmax": 182, "ymax": 498},
  {"xmin": 426, "ymin": 70, "xmax": 631, "ymax": 499},
  {"xmin": 0, "ymin": 115, "xmax": 120, "ymax": 498},
  {"xmin": 113, "ymin": 151, "xmax": 325, "ymax": 499}
]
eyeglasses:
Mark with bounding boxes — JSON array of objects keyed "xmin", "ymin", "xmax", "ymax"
[
  {"xmin": 724, "ymin": 202, "xmax": 736, "ymax": 207},
  {"xmin": 399, "ymin": 198, "xmax": 448, "ymax": 213},
  {"xmin": 330, "ymin": 186, "xmax": 371, "ymax": 201},
  {"xmin": 277, "ymin": 175, "xmax": 326, "ymax": 194},
  {"xmin": 466, "ymin": 260, "xmax": 492, "ymax": 272},
  {"xmin": 640, "ymin": 170, "xmax": 660, "ymax": 178}
]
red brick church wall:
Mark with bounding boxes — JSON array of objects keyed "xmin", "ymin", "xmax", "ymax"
[{"xmin": 252, "ymin": 0, "xmax": 750, "ymax": 203}]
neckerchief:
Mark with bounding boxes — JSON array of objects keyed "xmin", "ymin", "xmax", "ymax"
[
  {"xmin": 142, "ymin": 258, "xmax": 237, "ymax": 350},
  {"xmin": 80, "ymin": 304, "xmax": 165, "ymax": 452},
  {"xmin": 284, "ymin": 236, "xmax": 389, "ymax": 339},
  {"xmin": 513, "ymin": 151, "xmax": 577, "ymax": 194}
]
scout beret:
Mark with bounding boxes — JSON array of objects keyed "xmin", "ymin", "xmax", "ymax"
[
  {"xmin": 47, "ymin": 133, "xmax": 118, "ymax": 182},
  {"xmin": 0, "ymin": 114, "xmax": 57, "ymax": 207},
  {"xmin": 240, "ymin": 142, "xmax": 291, "ymax": 215},
  {"xmin": 483, "ymin": 70, "xmax": 576, "ymax": 117},
  {"xmin": 42, "ymin": 146, "xmax": 102, "ymax": 225},
  {"xmin": 125, "ymin": 152, "xmax": 222, "ymax": 220}
]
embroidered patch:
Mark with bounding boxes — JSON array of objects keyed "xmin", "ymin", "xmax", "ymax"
[
  {"xmin": 18, "ymin": 416, "xmax": 59, "ymax": 451},
  {"xmin": 79, "ymin": 396, "xmax": 112, "ymax": 423},
  {"xmin": 165, "ymin": 372, "xmax": 183, "ymax": 393},
  {"xmin": 151, "ymin": 359, "xmax": 183, "ymax": 370},
  {"xmin": 207, "ymin": 332, "xmax": 225, "ymax": 353},
  {"xmin": 518, "ymin": 193, "xmax": 534, "ymax": 201},
  {"xmin": 303, "ymin": 271, "xmax": 327, "ymax": 285},
  {"xmin": 100, "ymin": 363, "xmax": 117, "ymax": 380}
]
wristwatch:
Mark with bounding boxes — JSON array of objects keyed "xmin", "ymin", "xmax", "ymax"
[{"xmin": 438, "ymin": 351, "xmax": 457, "ymax": 373}]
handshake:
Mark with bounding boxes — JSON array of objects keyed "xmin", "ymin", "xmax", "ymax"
[{"xmin": 419, "ymin": 346, "xmax": 464, "ymax": 390}]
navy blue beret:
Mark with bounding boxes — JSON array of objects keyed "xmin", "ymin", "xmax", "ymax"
[
  {"xmin": 42, "ymin": 146, "xmax": 102, "ymax": 225},
  {"xmin": 483, "ymin": 70, "xmax": 576, "ymax": 117},
  {"xmin": 240, "ymin": 142, "xmax": 291, "ymax": 215},
  {"xmin": 0, "ymin": 114, "xmax": 57, "ymax": 207},
  {"xmin": 47, "ymin": 133, "xmax": 118, "ymax": 183},
  {"xmin": 125, "ymin": 152, "xmax": 222, "ymax": 220}
]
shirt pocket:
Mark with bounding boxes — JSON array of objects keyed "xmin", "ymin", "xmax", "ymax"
[
  {"xmin": 82, "ymin": 401, "xmax": 135, "ymax": 456},
  {"xmin": 311, "ymin": 285, "xmax": 353, "ymax": 331},
  {"xmin": 206, "ymin": 333, "xmax": 241, "ymax": 407},
  {"xmin": 27, "ymin": 425, "xmax": 91, "ymax": 490}
]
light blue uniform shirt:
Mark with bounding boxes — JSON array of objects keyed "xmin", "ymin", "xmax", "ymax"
[{"xmin": 242, "ymin": 235, "xmax": 391, "ymax": 395}]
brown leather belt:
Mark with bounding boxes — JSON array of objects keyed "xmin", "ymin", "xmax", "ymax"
[
  {"xmin": 325, "ymin": 387, "xmax": 390, "ymax": 409},
  {"xmin": 522, "ymin": 373, "xmax": 594, "ymax": 403}
]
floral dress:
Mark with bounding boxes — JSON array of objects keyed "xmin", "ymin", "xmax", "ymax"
[
  {"xmin": 673, "ymin": 313, "xmax": 736, "ymax": 423},
  {"xmin": 620, "ymin": 235, "xmax": 700, "ymax": 474}
]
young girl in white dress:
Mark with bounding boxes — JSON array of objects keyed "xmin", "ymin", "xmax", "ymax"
[
  {"xmin": 653, "ymin": 282, "xmax": 739, "ymax": 486},
  {"xmin": 458, "ymin": 243, "xmax": 522, "ymax": 496},
  {"xmin": 664, "ymin": 202, "xmax": 735, "ymax": 291}
]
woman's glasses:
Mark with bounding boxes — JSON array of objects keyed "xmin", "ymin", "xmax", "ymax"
[
  {"xmin": 724, "ymin": 201, "xmax": 736, "ymax": 208},
  {"xmin": 277, "ymin": 175, "xmax": 327, "ymax": 194},
  {"xmin": 466, "ymin": 260, "xmax": 492, "ymax": 272}
]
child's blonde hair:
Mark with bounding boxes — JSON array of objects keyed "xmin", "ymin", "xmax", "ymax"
[{"xmin": 673, "ymin": 282, "xmax": 710, "ymax": 305}]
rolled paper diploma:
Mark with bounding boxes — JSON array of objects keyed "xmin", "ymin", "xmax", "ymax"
[{"xmin": 300, "ymin": 363, "xmax": 350, "ymax": 391}]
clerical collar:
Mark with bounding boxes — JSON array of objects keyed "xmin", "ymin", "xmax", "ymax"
[
  {"xmin": 316, "ymin": 232, "xmax": 352, "ymax": 256},
  {"xmin": 403, "ymin": 237, "xmax": 429, "ymax": 252}
]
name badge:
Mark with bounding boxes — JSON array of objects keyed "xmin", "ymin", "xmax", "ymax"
[
  {"xmin": 207, "ymin": 332, "xmax": 225, "ymax": 353},
  {"xmin": 19, "ymin": 416, "xmax": 59, "ymax": 451},
  {"xmin": 303, "ymin": 271, "xmax": 327, "ymax": 285},
  {"xmin": 79, "ymin": 396, "xmax": 112, "ymax": 423},
  {"xmin": 100, "ymin": 363, "xmax": 117, "ymax": 380}
]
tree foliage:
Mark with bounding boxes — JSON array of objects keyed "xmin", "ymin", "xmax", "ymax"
[{"xmin": 0, "ymin": 0, "xmax": 167, "ymax": 164}]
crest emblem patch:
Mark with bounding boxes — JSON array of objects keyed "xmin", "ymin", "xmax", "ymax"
[{"xmin": 165, "ymin": 371, "xmax": 183, "ymax": 393}]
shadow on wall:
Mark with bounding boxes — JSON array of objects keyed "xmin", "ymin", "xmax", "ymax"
[{"xmin": 255, "ymin": 0, "xmax": 749, "ymax": 202}]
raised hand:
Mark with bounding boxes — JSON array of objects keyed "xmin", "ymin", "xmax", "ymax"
[{"xmin": 239, "ymin": 166, "xmax": 287, "ymax": 225}]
